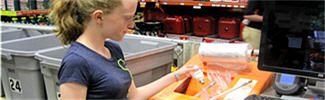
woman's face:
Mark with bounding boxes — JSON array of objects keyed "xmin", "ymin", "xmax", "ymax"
[{"xmin": 102, "ymin": 0, "xmax": 138, "ymax": 41}]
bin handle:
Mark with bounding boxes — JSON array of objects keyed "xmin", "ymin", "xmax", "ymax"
[
  {"xmin": 174, "ymin": 46, "xmax": 183, "ymax": 58},
  {"xmin": 3, "ymin": 52, "xmax": 12, "ymax": 60},
  {"xmin": 39, "ymin": 60, "xmax": 59, "ymax": 76}
]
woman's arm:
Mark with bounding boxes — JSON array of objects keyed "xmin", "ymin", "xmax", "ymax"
[
  {"xmin": 128, "ymin": 65, "xmax": 198, "ymax": 100},
  {"xmin": 128, "ymin": 73, "xmax": 176, "ymax": 100},
  {"xmin": 60, "ymin": 82, "xmax": 88, "ymax": 100},
  {"xmin": 244, "ymin": 14, "xmax": 263, "ymax": 22},
  {"xmin": 244, "ymin": 0, "xmax": 263, "ymax": 22}
]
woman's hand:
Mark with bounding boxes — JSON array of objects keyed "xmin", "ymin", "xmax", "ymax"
[
  {"xmin": 128, "ymin": 65, "xmax": 202, "ymax": 100},
  {"xmin": 173, "ymin": 65, "xmax": 200, "ymax": 80}
]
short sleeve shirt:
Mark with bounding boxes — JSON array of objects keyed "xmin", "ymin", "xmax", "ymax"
[
  {"xmin": 244, "ymin": 0, "xmax": 265, "ymax": 29},
  {"xmin": 58, "ymin": 41, "xmax": 132, "ymax": 99}
]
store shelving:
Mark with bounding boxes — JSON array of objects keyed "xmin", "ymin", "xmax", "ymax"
[
  {"xmin": 138, "ymin": 0, "xmax": 159, "ymax": 2},
  {"xmin": 1, "ymin": 10, "xmax": 50, "ymax": 16},
  {"xmin": 138, "ymin": 0, "xmax": 159, "ymax": 8},
  {"xmin": 160, "ymin": 1, "xmax": 246, "ymax": 8},
  {"xmin": 137, "ymin": 0, "xmax": 246, "ymax": 8}
]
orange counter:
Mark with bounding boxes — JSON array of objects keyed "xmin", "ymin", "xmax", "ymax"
[{"xmin": 150, "ymin": 54, "xmax": 274, "ymax": 100}]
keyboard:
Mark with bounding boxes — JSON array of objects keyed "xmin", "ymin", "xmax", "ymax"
[{"xmin": 244, "ymin": 94, "xmax": 282, "ymax": 100}]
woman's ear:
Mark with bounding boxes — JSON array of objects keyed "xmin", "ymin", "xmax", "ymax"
[{"xmin": 92, "ymin": 10, "xmax": 104, "ymax": 24}]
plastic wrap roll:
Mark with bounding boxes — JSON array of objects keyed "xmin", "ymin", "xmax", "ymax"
[{"xmin": 199, "ymin": 43, "xmax": 253, "ymax": 70}]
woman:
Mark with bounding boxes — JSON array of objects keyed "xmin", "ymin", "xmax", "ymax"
[{"xmin": 51, "ymin": 0, "xmax": 198, "ymax": 99}]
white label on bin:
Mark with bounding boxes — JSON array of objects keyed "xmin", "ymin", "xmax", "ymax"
[
  {"xmin": 9, "ymin": 77, "xmax": 22, "ymax": 94},
  {"xmin": 57, "ymin": 92, "xmax": 61, "ymax": 100}
]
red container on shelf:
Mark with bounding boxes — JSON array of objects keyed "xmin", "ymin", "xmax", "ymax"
[
  {"xmin": 239, "ymin": 21, "xmax": 245, "ymax": 40},
  {"xmin": 179, "ymin": 36, "xmax": 189, "ymax": 40},
  {"xmin": 203, "ymin": 38, "xmax": 215, "ymax": 43},
  {"xmin": 164, "ymin": 16, "xmax": 185, "ymax": 34},
  {"xmin": 193, "ymin": 16, "xmax": 216, "ymax": 36},
  {"xmin": 183, "ymin": 16, "xmax": 192, "ymax": 33},
  {"xmin": 143, "ymin": 7, "xmax": 165, "ymax": 22},
  {"xmin": 218, "ymin": 17, "xmax": 240, "ymax": 39}
]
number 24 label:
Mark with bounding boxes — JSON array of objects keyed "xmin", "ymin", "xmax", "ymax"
[{"xmin": 9, "ymin": 77, "xmax": 23, "ymax": 94}]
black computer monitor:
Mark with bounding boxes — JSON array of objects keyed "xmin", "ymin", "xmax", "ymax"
[{"xmin": 258, "ymin": 1, "xmax": 325, "ymax": 80}]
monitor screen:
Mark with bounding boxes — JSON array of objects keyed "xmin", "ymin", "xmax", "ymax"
[{"xmin": 258, "ymin": 1, "xmax": 325, "ymax": 79}]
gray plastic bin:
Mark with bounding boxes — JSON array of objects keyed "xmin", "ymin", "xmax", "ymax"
[
  {"xmin": 1, "ymin": 29, "xmax": 42, "ymax": 41},
  {"xmin": 1, "ymin": 81, "xmax": 4, "ymax": 97},
  {"xmin": 120, "ymin": 36, "xmax": 176, "ymax": 86},
  {"xmin": 1, "ymin": 34, "xmax": 61, "ymax": 100},
  {"xmin": 35, "ymin": 35, "xmax": 176, "ymax": 100},
  {"xmin": 1, "ymin": 28, "xmax": 42, "ymax": 98}
]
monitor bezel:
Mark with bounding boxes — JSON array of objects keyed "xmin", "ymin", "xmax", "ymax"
[{"xmin": 257, "ymin": 1, "xmax": 325, "ymax": 80}]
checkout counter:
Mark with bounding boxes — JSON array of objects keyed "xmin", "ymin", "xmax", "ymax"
[
  {"xmin": 150, "ymin": 54, "xmax": 274, "ymax": 100},
  {"xmin": 150, "ymin": 1, "xmax": 325, "ymax": 99}
]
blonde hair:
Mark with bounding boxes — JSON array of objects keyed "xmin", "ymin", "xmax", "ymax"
[{"xmin": 50, "ymin": 0, "xmax": 122, "ymax": 45}]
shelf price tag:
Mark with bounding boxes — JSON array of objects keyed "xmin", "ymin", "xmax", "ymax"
[
  {"xmin": 163, "ymin": 2, "xmax": 167, "ymax": 5},
  {"xmin": 221, "ymin": 4, "xmax": 226, "ymax": 7},
  {"xmin": 193, "ymin": 6, "xmax": 201, "ymax": 9},
  {"xmin": 198, "ymin": 3, "xmax": 203, "ymax": 6},
  {"xmin": 212, "ymin": 4, "xmax": 216, "ymax": 7},
  {"xmin": 9, "ymin": 77, "xmax": 22, "ymax": 94},
  {"xmin": 180, "ymin": 3, "xmax": 184, "ymax": 5},
  {"xmin": 240, "ymin": 5, "xmax": 245, "ymax": 8},
  {"xmin": 318, "ymin": 74, "xmax": 324, "ymax": 78},
  {"xmin": 140, "ymin": 2, "xmax": 146, "ymax": 8},
  {"xmin": 227, "ymin": 4, "xmax": 232, "ymax": 8},
  {"xmin": 151, "ymin": 0, "xmax": 155, "ymax": 2}
]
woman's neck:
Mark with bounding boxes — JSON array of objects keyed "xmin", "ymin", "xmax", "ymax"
[{"xmin": 76, "ymin": 29, "xmax": 111, "ymax": 59}]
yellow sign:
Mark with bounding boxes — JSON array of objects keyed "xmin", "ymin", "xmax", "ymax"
[{"xmin": 1, "ymin": 10, "xmax": 17, "ymax": 16}]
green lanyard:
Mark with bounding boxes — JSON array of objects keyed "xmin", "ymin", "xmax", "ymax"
[
  {"xmin": 117, "ymin": 59, "xmax": 133, "ymax": 80},
  {"xmin": 117, "ymin": 58, "xmax": 133, "ymax": 98}
]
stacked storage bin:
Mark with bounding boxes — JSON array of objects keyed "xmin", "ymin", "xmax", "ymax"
[
  {"xmin": 1, "ymin": 28, "xmax": 42, "ymax": 41},
  {"xmin": 1, "ymin": 28, "xmax": 42, "ymax": 98},
  {"xmin": 1, "ymin": 34, "xmax": 61, "ymax": 100},
  {"xmin": 151, "ymin": 34, "xmax": 202, "ymax": 67},
  {"xmin": 35, "ymin": 35, "xmax": 177, "ymax": 100}
]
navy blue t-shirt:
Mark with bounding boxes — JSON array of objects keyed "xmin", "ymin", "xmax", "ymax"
[{"xmin": 58, "ymin": 41, "xmax": 132, "ymax": 99}]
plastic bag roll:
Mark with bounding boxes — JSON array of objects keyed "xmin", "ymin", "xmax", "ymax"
[{"xmin": 199, "ymin": 43, "xmax": 253, "ymax": 70}]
